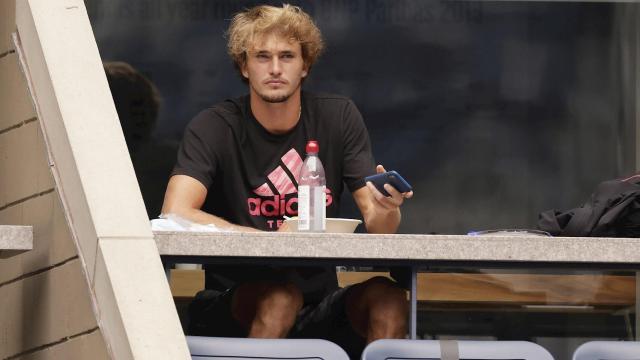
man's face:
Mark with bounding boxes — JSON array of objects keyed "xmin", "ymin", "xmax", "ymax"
[{"xmin": 242, "ymin": 34, "xmax": 308, "ymax": 103}]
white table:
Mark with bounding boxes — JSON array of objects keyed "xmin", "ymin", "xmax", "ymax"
[{"xmin": 154, "ymin": 231, "xmax": 640, "ymax": 339}]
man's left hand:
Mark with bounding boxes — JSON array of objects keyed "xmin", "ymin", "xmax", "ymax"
[
  {"xmin": 352, "ymin": 165, "xmax": 413, "ymax": 234},
  {"xmin": 365, "ymin": 165, "xmax": 413, "ymax": 210}
]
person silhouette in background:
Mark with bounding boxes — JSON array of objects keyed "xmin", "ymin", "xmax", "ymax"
[{"xmin": 104, "ymin": 61, "xmax": 177, "ymax": 218}]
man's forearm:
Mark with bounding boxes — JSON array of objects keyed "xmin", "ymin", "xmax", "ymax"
[
  {"xmin": 364, "ymin": 208, "xmax": 401, "ymax": 234},
  {"xmin": 166, "ymin": 207, "xmax": 261, "ymax": 232}
]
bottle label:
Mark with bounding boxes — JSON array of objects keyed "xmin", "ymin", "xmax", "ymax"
[
  {"xmin": 298, "ymin": 185, "xmax": 310, "ymax": 230},
  {"xmin": 314, "ymin": 185, "xmax": 326, "ymax": 231},
  {"xmin": 297, "ymin": 185, "xmax": 325, "ymax": 231}
]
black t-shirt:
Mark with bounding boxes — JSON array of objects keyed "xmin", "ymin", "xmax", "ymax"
[{"xmin": 172, "ymin": 91, "xmax": 376, "ymax": 303}]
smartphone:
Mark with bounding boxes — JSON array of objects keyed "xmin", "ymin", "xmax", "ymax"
[{"xmin": 364, "ymin": 170, "xmax": 413, "ymax": 197}]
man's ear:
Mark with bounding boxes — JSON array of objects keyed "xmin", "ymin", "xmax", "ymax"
[
  {"xmin": 241, "ymin": 63, "xmax": 249, "ymax": 79},
  {"xmin": 301, "ymin": 67, "xmax": 308, "ymax": 78}
]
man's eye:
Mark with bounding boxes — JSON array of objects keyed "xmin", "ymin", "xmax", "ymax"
[
  {"xmin": 256, "ymin": 54, "xmax": 269, "ymax": 59},
  {"xmin": 281, "ymin": 54, "xmax": 294, "ymax": 59}
]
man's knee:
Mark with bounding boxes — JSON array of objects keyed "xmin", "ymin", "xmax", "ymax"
[
  {"xmin": 362, "ymin": 277, "xmax": 408, "ymax": 316},
  {"xmin": 232, "ymin": 282, "xmax": 303, "ymax": 328},
  {"xmin": 350, "ymin": 276, "xmax": 408, "ymax": 310},
  {"xmin": 363, "ymin": 276, "xmax": 400, "ymax": 289},
  {"xmin": 259, "ymin": 282, "xmax": 304, "ymax": 312},
  {"xmin": 346, "ymin": 276, "xmax": 408, "ymax": 340}
]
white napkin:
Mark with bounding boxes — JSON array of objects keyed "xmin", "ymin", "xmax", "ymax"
[{"xmin": 150, "ymin": 213, "xmax": 227, "ymax": 232}]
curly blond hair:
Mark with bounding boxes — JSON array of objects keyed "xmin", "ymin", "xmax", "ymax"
[{"xmin": 226, "ymin": 4, "xmax": 324, "ymax": 79}]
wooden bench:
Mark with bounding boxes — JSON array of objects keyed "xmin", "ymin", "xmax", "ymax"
[{"xmin": 169, "ymin": 270, "xmax": 636, "ymax": 309}]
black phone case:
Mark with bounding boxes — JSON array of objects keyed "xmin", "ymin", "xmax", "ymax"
[{"xmin": 365, "ymin": 171, "xmax": 412, "ymax": 196}]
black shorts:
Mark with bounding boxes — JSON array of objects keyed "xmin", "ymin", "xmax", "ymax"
[{"xmin": 187, "ymin": 286, "xmax": 366, "ymax": 360}]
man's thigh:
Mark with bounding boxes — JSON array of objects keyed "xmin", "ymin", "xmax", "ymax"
[
  {"xmin": 188, "ymin": 280, "xmax": 301, "ymax": 337},
  {"xmin": 188, "ymin": 288, "xmax": 246, "ymax": 337},
  {"xmin": 290, "ymin": 286, "xmax": 366, "ymax": 359}
]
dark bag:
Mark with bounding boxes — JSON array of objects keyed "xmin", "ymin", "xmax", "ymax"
[{"xmin": 538, "ymin": 175, "xmax": 640, "ymax": 237}]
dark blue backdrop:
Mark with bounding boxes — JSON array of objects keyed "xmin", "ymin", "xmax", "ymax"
[{"xmin": 88, "ymin": 0, "xmax": 639, "ymax": 234}]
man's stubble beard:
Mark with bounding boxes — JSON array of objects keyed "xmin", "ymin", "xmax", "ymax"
[
  {"xmin": 260, "ymin": 93, "xmax": 290, "ymax": 103},
  {"xmin": 253, "ymin": 82, "xmax": 301, "ymax": 103}
]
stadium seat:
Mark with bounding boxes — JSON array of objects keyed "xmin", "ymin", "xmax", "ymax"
[
  {"xmin": 186, "ymin": 336, "xmax": 349, "ymax": 359},
  {"xmin": 572, "ymin": 340, "xmax": 640, "ymax": 360},
  {"xmin": 361, "ymin": 339, "xmax": 554, "ymax": 360}
]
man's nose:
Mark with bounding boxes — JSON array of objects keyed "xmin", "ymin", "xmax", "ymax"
[{"xmin": 269, "ymin": 57, "xmax": 282, "ymax": 75}]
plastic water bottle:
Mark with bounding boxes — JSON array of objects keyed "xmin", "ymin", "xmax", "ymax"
[{"xmin": 298, "ymin": 140, "xmax": 326, "ymax": 232}]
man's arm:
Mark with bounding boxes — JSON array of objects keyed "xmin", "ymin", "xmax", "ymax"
[
  {"xmin": 353, "ymin": 165, "xmax": 413, "ymax": 234},
  {"xmin": 162, "ymin": 175, "xmax": 260, "ymax": 232}
]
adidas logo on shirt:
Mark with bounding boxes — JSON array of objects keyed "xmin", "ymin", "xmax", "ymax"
[{"xmin": 247, "ymin": 148, "xmax": 333, "ymax": 229}]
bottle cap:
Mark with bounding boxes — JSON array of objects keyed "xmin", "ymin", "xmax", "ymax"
[{"xmin": 306, "ymin": 140, "xmax": 319, "ymax": 154}]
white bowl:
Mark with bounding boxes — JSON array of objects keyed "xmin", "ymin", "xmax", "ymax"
[{"xmin": 283, "ymin": 217, "xmax": 362, "ymax": 233}]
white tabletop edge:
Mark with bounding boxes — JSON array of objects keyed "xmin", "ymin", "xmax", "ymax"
[
  {"xmin": 0, "ymin": 225, "xmax": 34, "ymax": 252},
  {"xmin": 153, "ymin": 231, "xmax": 640, "ymax": 265}
]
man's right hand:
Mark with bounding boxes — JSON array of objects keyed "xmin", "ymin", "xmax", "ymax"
[{"xmin": 277, "ymin": 220, "xmax": 293, "ymax": 232}]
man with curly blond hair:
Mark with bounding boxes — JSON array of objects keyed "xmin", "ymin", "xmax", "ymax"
[{"xmin": 163, "ymin": 4, "xmax": 413, "ymax": 358}]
